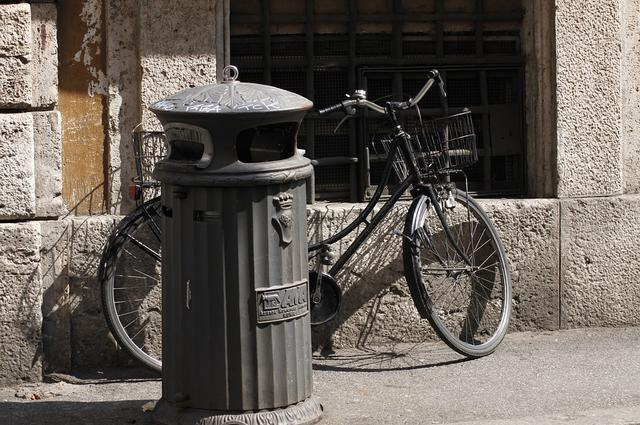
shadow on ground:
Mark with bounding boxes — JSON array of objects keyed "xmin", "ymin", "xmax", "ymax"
[
  {"xmin": 0, "ymin": 399, "xmax": 156, "ymax": 425},
  {"xmin": 312, "ymin": 342, "xmax": 472, "ymax": 373}
]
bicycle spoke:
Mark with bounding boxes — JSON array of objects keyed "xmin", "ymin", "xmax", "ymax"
[
  {"xmin": 128, "ymin": 317, "xmax": 150, "ymax": 340},
  {"xmin": 117, "ymin": 310, "xmax": 141, "ymax": 318},
  {"xmin": 124, "ymin": 233, "xmax": 161, "ymax": 262},
  {"xmin": 132, "ymin": 268, "xmax": 161, "ymax": 283},
  {"xmin": 113, "ymin": 285, "xmax": 152, "ymax": 290},
  {"xmin": 115, "ymin": 298, "xmax": 147, "ymax": 304},
  {"xmin": 406, "ymin": 189, "xmax": 511, "ymax": 357},
  {"xmin": 100, "ymin": 197, "xmax": 163, "ymax": 371}
]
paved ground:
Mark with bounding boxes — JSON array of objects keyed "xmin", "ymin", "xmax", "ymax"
[{"xmin": 1, "ymin": 327, "xmax": 640, "ymax": 424}]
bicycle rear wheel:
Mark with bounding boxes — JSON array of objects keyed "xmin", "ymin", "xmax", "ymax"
[
  {"xmin": 403, "ymin": 188, "xmax": 511, "ymax": 357},
  {"xmin": 99, "ymin": 197, "xmax": 163, "ymax": 371}
]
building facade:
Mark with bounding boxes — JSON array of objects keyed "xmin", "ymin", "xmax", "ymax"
[{"xmin": 0, "ymin": 0, "xmax": 638, "ymax": 383}]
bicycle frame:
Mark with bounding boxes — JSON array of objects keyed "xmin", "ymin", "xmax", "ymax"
[{"xmin": 308, "ymin": 107, "xmax": 472, "ymax": 282}]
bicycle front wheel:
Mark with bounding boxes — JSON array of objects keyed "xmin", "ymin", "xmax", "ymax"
[
  {"xmin": 403, "ymin": 188, "xmax": 511, "ymax": 357},
  {"xmin": 99, "ymin": 197, "xmax": 163, "ymax": 372}
]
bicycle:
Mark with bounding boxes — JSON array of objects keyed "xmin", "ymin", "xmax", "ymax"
[
  {"xmin": 309, "ymin": 69, "xmax": 511, "ymax": 357},
  {"xmin": 99, "ymin": 69, "xmax": 512, "ymax": 371},
  {"xmin": 98, "ymin": 128, "xmax": 165, "ymax": 371}
]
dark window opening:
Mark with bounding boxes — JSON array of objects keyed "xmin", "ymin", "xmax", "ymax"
[
  {"xmin": 231, "ymin": 0, "xmax": 525, "ymax": 201},
  {"xmin": 236, "ymin": 122, "xmax": 297, "ymax": 163}
]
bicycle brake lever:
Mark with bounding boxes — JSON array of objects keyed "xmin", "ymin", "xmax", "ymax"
[{"xmin": 333, "ymin": 103, "xmax": 357, "ymax": 133}]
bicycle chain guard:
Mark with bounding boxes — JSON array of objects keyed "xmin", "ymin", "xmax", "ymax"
[{"xmin": 309, "ymin": 271, "xmax": 341, "ymax": 326}]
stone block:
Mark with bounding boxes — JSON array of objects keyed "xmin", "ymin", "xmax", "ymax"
[
  {"xmin": 69, "ymin": 216, "xmax": 119, "ymax": 369},
  {"xmin": 481, "ymin": 199, "xmax": 560, "ymax": 331},
  {"xmin": 560, "ymin": 195, "xmax": 640, "ymax": 327},
  {"xmin": 308, "ymin": 198, "xmax": 560, "ymax": 349},
  {"xmin": 555, "ymin": 0, "xmax": 623, "ymax": 196},
  {"xmin": 40, "ymin": 220, "xmax": 72, "ymax": 372},
  {"xmin": 30, "ymin": 3, "xmax": 58, "ymax": 108},
  {"xmin": 0, "ymin": 222, "xmax": 42, "ymax": 384},
  {"xmin": 307, "ymin": 202, "xmax": 431, "ymax": 349},
  {"xmin": 0, "ymin": 113, "xmax": 35, "ymax": 219},
  {"xmin": 69, "ymin": 276, "xmax": 119, "ymax": 369},
  {"xmin": 0, "ymin": 3, "xmax": 32, "ymax": 108},
  {"xmin": 0, "ymin": 57, "xmax": 32, "ymax": 109},
  {"xmin": 33, "ymin": 111, "xmax": 65, "ymax": 218},
  {"xmin": 69, "ymin": 216, "xmax": 118, "ymax": 279}
]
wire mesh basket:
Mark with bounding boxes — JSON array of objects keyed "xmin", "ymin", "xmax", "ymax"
[
  {"xmin": 132, "ymin": 129, "xmax": 167, "ymax": 202},
  {"xmin": 373, "ymin": 110, "xmax": 477, "ymax": 182},
  {"xmin": 415, "ymin": 110, "xmax": 477, "ymax": 173}
]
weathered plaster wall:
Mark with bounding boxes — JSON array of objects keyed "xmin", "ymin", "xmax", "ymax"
[
  {"xmin": 138, "ymin": 0, "xmax": 218, "ymax": 130},
  {"xmin": 105, "ymin": 0, "xmax": 141, "ymax": 214},
  {"xmin": 555, "ymin": 0, "xmax": 623, "ymax": 197},
  {"xmin": 58, "ymin": 0, "xmax": 107, "ymax": 215},
  {"xmin": 621, "ymin": 0, "xmax": 640, "ymax": 194}
]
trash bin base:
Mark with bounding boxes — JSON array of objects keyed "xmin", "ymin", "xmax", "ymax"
[{"xmin": 152, "ymin": 396, "xmax": 323, "ymax": 425}]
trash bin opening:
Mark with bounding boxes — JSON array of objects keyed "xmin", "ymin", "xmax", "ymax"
[
  {"xmin": 236, "ymin": 122, "xmax": 297, "ymax": 163},
  {"xmin": 168, "ymin": 139, "xmax": 204, "ymax": 162},
  {"xmin": 164, "ymin": 124, "xmax": 214, "ymax": 167}
]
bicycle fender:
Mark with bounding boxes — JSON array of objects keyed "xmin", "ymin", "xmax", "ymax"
[{"xmin": 402, "ymin": 195, "xmax": 431, "ymax": 319}]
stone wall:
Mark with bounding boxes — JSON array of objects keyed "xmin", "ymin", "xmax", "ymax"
[
  {"xmin": 621, "ymin": 0, "xmax": 640, "ymax": 194},
  {"xmin": 555, "ymin": 0, "xmax": 623, "ymax": 197},
  {"xmin": 1, "ymin": 0, "xmax": 640, "ymax": 385},
  {"xmin": 0, "ymin": 0, "xmax": 222, "ymax": 384},
  {"xmin": 0, "ymin": 2, "xmax": 62, "ymax": 385}
]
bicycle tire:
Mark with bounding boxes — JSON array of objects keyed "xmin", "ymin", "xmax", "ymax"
[
  {"xmin": 99, "ymin": 196, "xmax": 163, "ymax": 372},
  {"xmin": 403, "ymin": 188, "xmax": 511, "ymax": 357}
]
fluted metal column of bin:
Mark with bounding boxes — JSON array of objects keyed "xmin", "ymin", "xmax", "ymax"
[{"xmin": 149, "ymin": 66, "xmax": 323, "ymax": 425}]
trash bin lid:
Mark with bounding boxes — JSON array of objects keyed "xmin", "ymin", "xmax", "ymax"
[{"xmin": 150, "ymin": 65, "xmax": 312, "ymax": 115}]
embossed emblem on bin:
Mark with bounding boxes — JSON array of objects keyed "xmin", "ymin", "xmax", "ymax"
[
  {"xmin": 256, "ymin": 280, "xmax": 308, "ymax": 324},
  {"xmin": 272, "ymin": 192, "xmax": 294, "ymax": 246}
]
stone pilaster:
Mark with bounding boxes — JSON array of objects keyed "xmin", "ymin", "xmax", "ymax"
[{"xmin": 555, "ymin": 0, "xmax": 623, "ymax": 197}]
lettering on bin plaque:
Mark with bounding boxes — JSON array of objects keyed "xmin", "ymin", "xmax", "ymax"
[{"xmin": 256, "ymin": 280, "xmax": 309, "ymax": 324}]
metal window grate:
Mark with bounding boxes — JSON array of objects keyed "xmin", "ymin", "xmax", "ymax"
[
  {"xmin": 314, "ymin": 69, "xmax": 349, "ymax": 109},
  {"xmin": 271, "ymin": 69, "xmax": 306, "ymax": 96},
  {"xmin": 314, "ymin": 34, "xmax": 349, "ymax": 56},
  {"xmin": 230, "ymin": 0, "xmax": 525, "ymax": 201}
]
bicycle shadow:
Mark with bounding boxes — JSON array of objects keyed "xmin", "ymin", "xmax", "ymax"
[
  {"xmin": 312, "ymin": 342, "xmax": 472, "ymax": 373},
  {"xmin": 41, "ymin": 212, "xmax": 161, "ymax": 375},
  {"xmin": 308, "ymin": 203, "xmax": 442, "ymax": 355}
]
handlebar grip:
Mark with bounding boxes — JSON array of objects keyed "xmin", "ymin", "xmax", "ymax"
[{"xmin": 318, "ymin": 102, "xmax": 344, "ymax": 115}]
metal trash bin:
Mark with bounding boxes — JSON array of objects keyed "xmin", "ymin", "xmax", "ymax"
[{"xmin": 149, "ymin": 66, "xmax": 322, "ymax": 425}]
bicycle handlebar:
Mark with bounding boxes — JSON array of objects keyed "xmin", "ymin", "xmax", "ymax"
[{"xmin": 317, "ymin": 69, "xmax": 448, "ymax": 116}]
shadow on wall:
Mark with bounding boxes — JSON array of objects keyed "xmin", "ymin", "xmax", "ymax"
[
  {"xmin": 40, "ymin": 214, "xmax": 148, "ymax": 374},
  {"xmin": 307, "ymin": 203, "xmax": 441, "ymax": 353},
  {"xmin": 61, "ymin": 183, "xmax": 106, "ymax": 218}
]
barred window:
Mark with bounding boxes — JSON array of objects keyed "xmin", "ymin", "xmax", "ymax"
[{"xmin": 231, "ymin": 0, "xmax": 525, "ymax": 201}]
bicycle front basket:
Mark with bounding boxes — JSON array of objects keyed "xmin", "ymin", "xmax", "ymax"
[
  {"xmin": 416, "ymin": 110, "xmax": 477, "ymax": 172},
  {"xmin": 132, "ymin": 130, "xmax": 167, "ymax": 189}
]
